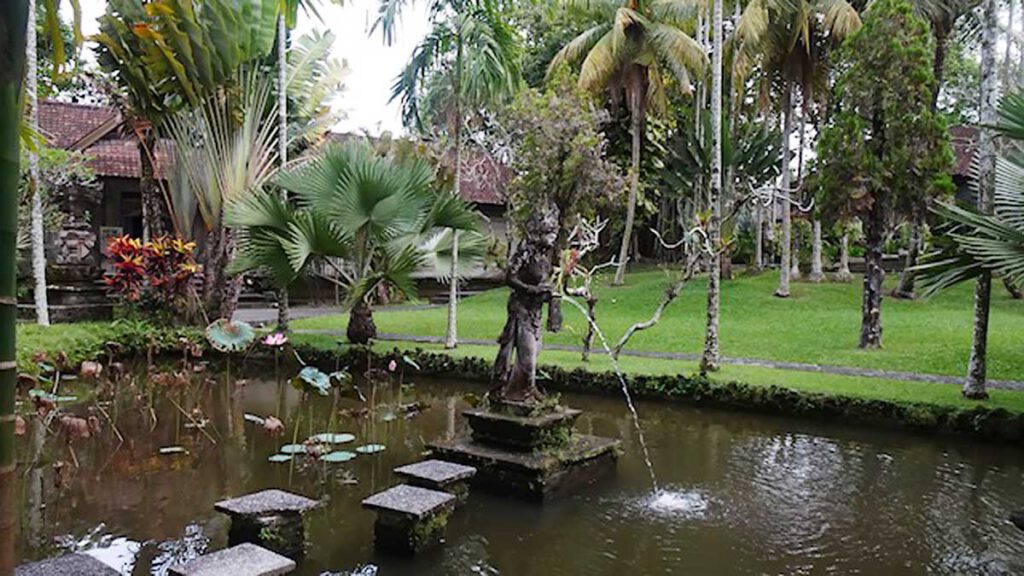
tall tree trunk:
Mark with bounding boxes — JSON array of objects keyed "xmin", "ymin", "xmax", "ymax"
[
  {"xmin": 138, "ymin": 124, "xmax": 165, "ymax": 239},
  {"xmin": 613, "ymin": 72, "xmax": 645, "ymax": 286},
  {"xmin": 965, "ymin": 0, "xmax": 1000, "ymax": 400},
  {"xmin": 445, "ymin": 40, "xmax": 464, "ymax": 349},
  {"xmin": 791, "ymin": 104, "xmax": 806, "ymax": 280},
  {"xmin": 809, "ymin": 218, "xmax": 824, "ymax": 282},
  {"xmin": 836, "ymin": 229, "xmax": 852, "ymax": 282},
  {"xmin": 27, "ymin": 0, "xmax": 49, "ymax": 326},
  {"xmin": 0, "ymin": 4, "xmax": 29, "ymax": 573},
  {"xmin": 859, "ymin": 205, "xmax": 885, "ymax": 348},
  {"xmin": 701, "ymin": 0, "xmax": 723, "ymax": 374},
  {"xmin": 893, "ymin": 214, "xmax": 922, "ymax": 298},
  {"xmin": 752, "ymin": 205, "xmax": 764, "ymax": 272},
  {"xmin": 775, "ymin": 81, "xmax": 793, "ymax": 297},
  {"xmin": 276, "ymin": 13, "xmax": 290, "ymax": 332},
  {"xmin": 348, "ymin": 301, "xmax": 377, "ymax": 344}
]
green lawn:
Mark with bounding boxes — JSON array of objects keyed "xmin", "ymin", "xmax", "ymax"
[{"xmin": 293, "ymin": 269, "xmax": 1024, "ymax": 381}]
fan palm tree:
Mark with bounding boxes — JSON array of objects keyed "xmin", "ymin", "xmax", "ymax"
[
  {"xmin": 381, "ymin": 0, "xmax": 519, "ymax": 349},
  {"xmin": 228, "ymin": 141, "xmax": 484, "ymax": 344},
  {"xmin": 549, "ymin": 0, "xmax": 707, "ymax": 286},
  {"xmin": 733, "ymin": 0, "xmax": 860, "ymax": 297}
]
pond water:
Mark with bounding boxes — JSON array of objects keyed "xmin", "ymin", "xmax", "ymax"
[{"xmin": 15, "ymin": 364, "xmax": 1024, "ymax": 575}]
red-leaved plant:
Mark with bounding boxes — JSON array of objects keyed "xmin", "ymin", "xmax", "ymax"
[{"xmin": 104, "ymin": 235, "xmax": 201, "ymax": 317}]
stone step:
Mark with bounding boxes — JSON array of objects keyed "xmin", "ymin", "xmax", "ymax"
[
  {"xmin": 362, "ymin": 484, "xmax": 457, "ymax": 554},
  {"xmin": 168, "ymin": 543, "xmax": 295, "ymax": 576},
  {"xmin": 214, "ymin": 489, "xmax": 322, "ymax": 558},
  {"xmin": 15, "ymin": 553, "xmax": 118, "ymax": 575},
  {"xmin": 394, "ymin": 459, "xmax": 476, "ymax": 502}
]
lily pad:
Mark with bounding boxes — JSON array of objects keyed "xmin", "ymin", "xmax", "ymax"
[
  {"xmin": 279, "ymin": 443, "xmax": 309, "ymax": 455},
  {"xmin": 355, "ymin": 444, "xmax": 386, "ymax": 455},
  {"xmin": 319, "ymin": 451, "xmax": 357, "ymax": 463},
  {"xmin": 205, "ymin": 319, "xmax": 256, "ymax": 353},
  {"xmin": 268, "ymin": 454, "xmax": 293, "ymax": 463},
  {"xmin": 309, "ymin": 433, "xmax": 355, "ymax": 444},
  {"xmin": 294, "ymin": 366, "xmax": 330, "ymax": 396}
]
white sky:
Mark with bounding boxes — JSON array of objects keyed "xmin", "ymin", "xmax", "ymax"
[{"xmin": 77, "ymin": 0, "xmax": 430, "ymax": 136}]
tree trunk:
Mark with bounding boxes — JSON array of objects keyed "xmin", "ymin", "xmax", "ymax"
[
  {"xmin": 138, "ymin": 125, "xmax": 166, "ymax": 239},
  {"xmin": 893, "ymin": 214, "xmax": 922, "ymax": 298},
  {"xmin": 445, "ymin": 39, "xmax": 464, "ymax": 348},
  {"xmin": 581, "ymin": 296, "xmax": 596, "ymax": 362},
  {"xmin": 27, "ymin": 0, "xmax": 49, "ymax": 326},
  {"xmin": 347, "ymin": 301, "xmax": 377, "ymax": 344},
  {"xmin": 808, "ymin": 218, "xmax": 824, "ymax": 282},
  {"xmin": 701, "ymin": 0, "xmax": 723, "ymax": 374},
  {"xmin": 1, "ymin": 4, "xmax": 29, "ymax": 573},
  {"xmin": 276, "ymin": 13, "xmax": 290, "ymax": 332},
  {"xmin": 859, "ymin": 208, "xmax": 885, "ymax": 348},
  {"xmin": 752, "ymin": 205, "xmax": 764, "ymax": 273},
  {"xmin": 932, "ymin": 26, "xmax": 948, "ymax": 110},
  {"xmin": 775, "ymin": 81, "xmax": 793, "ymax": 297},
  {"xmin": 836, "ymin": 229, "xmax": 852, "ymax": 282},
  {"xmin": 613, "ymin": 70, "xmax": 645, "ymax": 286},
  {"xmin": 965, "ymin": 0, "xmax": 1000, "ymax": 400}
]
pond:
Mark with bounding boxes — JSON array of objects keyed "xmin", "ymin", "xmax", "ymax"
[{"xmin": 15, "ymin": 363, "xmax": 1024, "ymax": 575}]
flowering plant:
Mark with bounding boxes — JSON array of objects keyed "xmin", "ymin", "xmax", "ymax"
[{"xmin": 104, "ymin": 235, "xmax": 201, "ymax": 316}]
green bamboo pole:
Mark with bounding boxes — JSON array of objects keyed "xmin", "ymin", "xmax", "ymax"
[{"xmin": 1, "ymin": 3, "xmax": 29, "ymax": 571}]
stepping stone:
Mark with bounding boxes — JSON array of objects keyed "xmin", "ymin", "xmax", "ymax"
[
  {"xmin": 214, "ymin": 489, "xmax": 321, "ymax": 558},
  {"xmin": 361, "ymin": 484, "xmax": 457, "ymax": 554},
  {"xmin": 167, "ymin": 543, "xmax": 295, "ymax": 576},
  {"xmin": 16, "ymin": 554, "xmax": 118, "ymax": 576},
  {"xmin": 394, "ymin": 459, "xmax": 476, "ymax": 503}
]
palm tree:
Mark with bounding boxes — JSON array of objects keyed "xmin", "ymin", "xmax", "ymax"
[
  {"xmin": 26, "ymin": 0, "xmax": 49, "ymax": 326},
  {"xmin": 382, "ymin": 0, "xmax": 520, "ymax": 348},
  {"xmin": 228, "ymin": 141, "xmax": 483, "ymax": 343},
  {"xmin": 702, "ymin": 0, "xmax": 724, "ymax": 372},
  {"xmin": 549, "ymin": 0, "xmax": 707, "ymax": 286},
  {"xmin": 734, "ymin": 0, "xmax": 860, "ymax": 297},
  {"xmin": 917, "ymin": 92, "xmax": 1024, "ymax": 399}
]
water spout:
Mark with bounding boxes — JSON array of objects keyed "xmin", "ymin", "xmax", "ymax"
[{"xmin": 562, "ymin": 295, "xmax": 659, "ymax": 492}]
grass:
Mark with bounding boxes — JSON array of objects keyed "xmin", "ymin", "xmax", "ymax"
[
  {"xmin": 292, "ymin": 269, "xmax": 1024, "ymax": 381},
  {"xmin": 289, "ymin": 333, "xmax": 1024, "ymax": 414}
]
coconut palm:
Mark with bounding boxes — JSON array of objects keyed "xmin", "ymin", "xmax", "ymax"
[
  {"xmin": 549, "ymin": 0, "xmax": 707, "ymax": 286},
  {"xmin": 228, "ymin": 141, "xmax": 484, "ymax": 344},
  {"xmin": 381, "ymin": 0, "xmax": 520, "ymax": 348},
  {"xmin": 733, "ymin": 0, "xmax": 860, "ymax": 297},
  {"xmin": 26, "ymin": 0, "xmax": 49, "ymax": 326}
]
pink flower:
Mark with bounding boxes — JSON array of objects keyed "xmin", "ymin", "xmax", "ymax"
[
  {"xmin": 388, "ymin": 359, "xmax": 398, "ymax": 372},
  {"xmin": 263, "ymin": 332, "xmax": 288, "ymax": 347}
]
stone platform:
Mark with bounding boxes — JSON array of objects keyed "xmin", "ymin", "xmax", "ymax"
[
  {"xmin": 214, "ymin": 489, "xmax": 321, "ymax": 558},
  {"xmin": 394, "ymin": 459, "xmax": 476, "ymax": 503},
  {"xmin": 429, "ymin": 433, "xmax": 619, "ymax": 501},
  {"xmin": 15, "ymin": 553, "xmax": 118, "ymax": 575},
  {"xmin": 362, "ymin": 484, "xmax": 457, "ymax": 554},
  {"xmin": 168, "ymin": 543, "xmax": 295, "ymax": 575}
]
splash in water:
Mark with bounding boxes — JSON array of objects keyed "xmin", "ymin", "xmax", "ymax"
[
  {"xmin": 645, "ymin": 489, "xmax": 709, "ymax": 518},
  {"xmin": 562, "ymin": 295, "xmax": 659, "ymax": 491}
]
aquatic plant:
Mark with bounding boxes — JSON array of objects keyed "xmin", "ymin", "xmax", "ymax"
[{"xmin": 204, "ymin": 320, "xmax": 256, "ymax": 354}]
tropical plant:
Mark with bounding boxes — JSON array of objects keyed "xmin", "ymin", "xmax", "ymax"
[
  {"xmin": 103, "ymin": 235, "xmax": 202, "ymax": 323},
  {"xmin": 383, "ymin": 0, "xmax": 520, "ymax": 348},
  {"xmin": 228, "ymin": 141, "xmax": 484, "ymax": 344},
  {"xmin": 549, "ymin": 0, "xmax": 708, "ymax": 286},
  {"xmin": 94, "ymin": 0, "xmax": 279, "ymax": 238},
  {"xmin": 164, "ymin": 71, "xmax": 280, "ymax": 320},
  {"xmin": 734, "ymin": 0, "xmax": 861, "ymax": 296},
  {"xmin": 815, "ymin": 0, "xmax": 954, "ymax": 349}
]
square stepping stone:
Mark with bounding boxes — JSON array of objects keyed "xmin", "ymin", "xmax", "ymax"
[
  {"xmin": 167, "ymin": 543, "xmax": 295, "ymax": 576},
  {"xmin": 361, "ymin": 484, "xmax": 457, "ymax": 554},
  {"xmin": 214, "ymin": 490, "xmax": 321, "ymax": 558},
  {"xmin": 394, "ymin": 459, "xmax": 476, "ymax": 503},
  {"xmin": 16, "ymin": 554, "xmax": 118, "ymax": 576}
]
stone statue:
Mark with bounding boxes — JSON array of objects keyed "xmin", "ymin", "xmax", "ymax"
[{"xmin": 490, "ymin": 203, "xmax": 559, "ymax": 402}]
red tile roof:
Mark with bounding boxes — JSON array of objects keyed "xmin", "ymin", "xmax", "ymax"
[{"xmin": 39, "ymin": 99, "xmax": 172, "ymax": 179}]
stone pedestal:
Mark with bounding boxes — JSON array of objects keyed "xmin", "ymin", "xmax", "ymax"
[
  {"xmin": 361, "ymin": 484, "xmax": 456, "ymax": 554},
  {"xmin": 214, "ymin": 489, "xmax": 321, "ymax": 558},
  {"xmin": 429, "ymin": 400, "xmax": 619, "ymax": 502},
  {"xmin": 393, "ymin": 459, "xmax": 476, "ymax": 504},
  {"xmin": 167, "ymin": 543, "xmax": 295, "ymax": 576},
  {"xmin": 15, "ymin": 554, "xmax": 118, "ymax": 576}
]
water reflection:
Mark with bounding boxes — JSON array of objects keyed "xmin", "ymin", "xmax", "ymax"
[{"xmin": 14, "ymin": 365, "xmax": 1024, "ymax": 575}]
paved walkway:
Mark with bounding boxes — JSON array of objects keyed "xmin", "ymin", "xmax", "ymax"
[
  {"xmin": 294, "ymin": 329, "xmax": 1024, "ymax": 392},
  {"xmin": 234, "ymin": 304, "xmax": 438, "ymax": 325}
]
